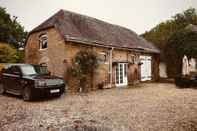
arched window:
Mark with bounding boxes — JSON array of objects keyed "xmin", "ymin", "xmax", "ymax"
[
  {"xmin": 98, "ymin": 51, "xmax": 108, "ymax": 64},
  {"xmin": 39, "ymin": 34, "xmax": 48, "ymax": 50}
]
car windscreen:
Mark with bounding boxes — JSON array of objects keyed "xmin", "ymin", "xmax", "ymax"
[
  {"xmin": 33, "ymin": 65, "xmax": 49, "ymax": 75},
  {"xmin": 21, "ymin": 65, "xmax": 37, "ymax": 75}
]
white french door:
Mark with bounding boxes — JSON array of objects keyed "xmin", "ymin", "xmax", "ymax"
[
  {"xmin": 116, "ymin": 63, "xmax": 128, "ymax": 87},
  {"xmin": 140, "ymin": 56, "xmax": 152, "ymax": 81}
]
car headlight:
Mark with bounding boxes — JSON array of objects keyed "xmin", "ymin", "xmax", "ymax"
[{"xmin": 35, "ymin": 80, "xmax": 46, "ymax": 87}]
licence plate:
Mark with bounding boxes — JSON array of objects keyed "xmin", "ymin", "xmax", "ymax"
[{"xmin": 50, "ymin": 89, "xmax": 60, "ymax": 93}]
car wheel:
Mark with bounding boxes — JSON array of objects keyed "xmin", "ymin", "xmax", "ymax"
[
  {"xmin": 23, "ymin": 87, "xmax": 32, "ymax": 101},
  {"xmin": 0, "ymin": 84, "xmax": 5, "ymax": 94}
]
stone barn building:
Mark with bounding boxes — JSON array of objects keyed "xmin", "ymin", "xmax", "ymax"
[{"xmin": 25, "ymin": 10, "xmax": 160, "ymax": 91}]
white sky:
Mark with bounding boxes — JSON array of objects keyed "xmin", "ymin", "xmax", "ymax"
[{"xmin": 0, "ymin": 0, "xmax": 196, "ymax": 34}]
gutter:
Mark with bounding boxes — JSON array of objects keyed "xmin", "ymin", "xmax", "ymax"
[{"xmin": 109, "ymin": 47, "xmax": 114, "ymax": 88}]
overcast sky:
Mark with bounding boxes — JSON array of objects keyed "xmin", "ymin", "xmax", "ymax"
[{"xmin": 0, "ymin": 0, "xmax": 196, "ymax": 34}]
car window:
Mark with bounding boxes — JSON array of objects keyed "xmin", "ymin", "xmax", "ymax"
[
  {"xmin": 20, "ymin": 65, "xmax": 37, "ymax": 75},
  {"xmin": 10, "ymin": 66, "xmax": 21, "ymax": 75},
  {"xmin": 34, "ymin": 65, "xmax": 49, "ymax": 75},
  {"xmin": 3, "ymin": 66, "xmax": 12, "ymax": 74}
]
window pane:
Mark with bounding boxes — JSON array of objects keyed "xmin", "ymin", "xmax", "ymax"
[
  {"xmin": 39, "ymin": 35, "xmax": 48, "ymax": 49},
  {"xmin": 21, "ymin": 65, "xmax": 37, "ymax": 75},
  {"xmin": 42, "ymin": 40, "xmax": 48, "ymax": 49},
  {"xmin": 10, "ymin": 67, "xmax": 20, "ymax": 75}
]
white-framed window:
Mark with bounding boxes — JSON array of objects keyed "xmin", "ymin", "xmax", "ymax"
[{"xmin": 39, "ymin": 34, "xmax": 48, "ymax": 50}]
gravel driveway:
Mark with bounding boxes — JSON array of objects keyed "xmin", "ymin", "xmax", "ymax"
[{"xmin": 0, "ymin": 83, "xmax": 197, "ymax": 131}]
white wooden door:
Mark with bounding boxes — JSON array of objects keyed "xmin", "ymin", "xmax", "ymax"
[
  {"xmin": 116, "ymin": 63, "xmax": 128, "ymax": 87},
  {"xmin": 140, "ymin": 56, "xmax": 152, "ymax": 81}
]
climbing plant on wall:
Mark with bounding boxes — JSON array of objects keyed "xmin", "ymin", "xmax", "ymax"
[{"xmin": 68, "ymin": 50, "xmax": 99, "ymax": 92}]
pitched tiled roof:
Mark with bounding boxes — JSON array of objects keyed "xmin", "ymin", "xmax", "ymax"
[{"xmin": 30, "ymin": 10, "xmax": 160, "ymax": 53}]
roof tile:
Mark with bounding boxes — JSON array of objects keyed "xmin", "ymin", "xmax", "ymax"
[{"xmin": 31, "ymin": 9, "xmax": 160, "ymax": 53}]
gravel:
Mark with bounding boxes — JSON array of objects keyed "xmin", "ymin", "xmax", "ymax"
[{"xmin": 0, "ymin": 83, "xmax": 197, "ymax": 131}]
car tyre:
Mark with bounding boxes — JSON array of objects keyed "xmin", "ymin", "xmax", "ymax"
[
  {"xmin": 23, "ymin": 87, "xmax": 32, "ymax": 101},
  {"xmin": 0, "ymin": 83, "xmax": 5, "ymax": 94}
]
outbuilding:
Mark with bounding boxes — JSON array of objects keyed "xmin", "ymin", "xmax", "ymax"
[{"xmin": 25, "ymin": 10, "xmax": 160, "ymax": 92}]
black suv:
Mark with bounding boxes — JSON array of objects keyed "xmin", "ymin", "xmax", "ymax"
[{"xmin": 0, "ymin": 64, "xmax": 65, "ymax": 101}]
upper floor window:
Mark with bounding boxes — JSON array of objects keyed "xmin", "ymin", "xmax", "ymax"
[{"xmin": 39, "ymin": 34, "xmax": 48, "ymax": 50}]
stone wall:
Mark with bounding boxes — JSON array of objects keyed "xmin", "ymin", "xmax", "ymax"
[
  {"xmin": 25, "ymin": 28, "xmax": 67, "ymax": 77},
  {"xmin": 25, "ymin": 27, "xmax": 160, "ymax": 93}
]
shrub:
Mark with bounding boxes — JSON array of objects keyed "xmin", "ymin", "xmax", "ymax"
[
  {"xmin": 0, "ymin": 43, "xmax": 18, "ymax": 63},
  {"xmin": 0, "ymin": 64, "xmax": 4, "ymax": 72},
  {"xmin": 0, "ymin": 43, "xmax": 24, "ymax": 63},
  {"xmin": 68, "ymin": 50, "xmax": 99, "ymax": 92}
]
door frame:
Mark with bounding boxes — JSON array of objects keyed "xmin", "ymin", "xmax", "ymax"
[{"xmin": 115, "ymin": 63, "xmax": 128, "ymax": 87}]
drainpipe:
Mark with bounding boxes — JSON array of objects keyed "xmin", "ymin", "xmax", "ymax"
[{"xmin": 109, "ymin": 47, "xmax": 114, "ymax": 88}]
